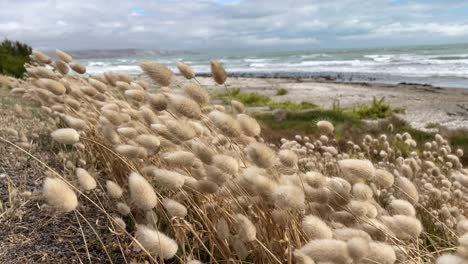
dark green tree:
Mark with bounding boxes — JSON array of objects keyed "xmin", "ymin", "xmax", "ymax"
[{"xmin": 0, "ymin": 39, "xmax": 32, "ymax": 78}]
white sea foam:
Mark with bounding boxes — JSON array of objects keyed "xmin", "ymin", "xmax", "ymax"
[{"xmin": 81, "ymin": 45, "xmax": 468, "ymax": 88}]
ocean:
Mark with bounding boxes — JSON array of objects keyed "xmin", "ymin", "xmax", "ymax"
[{"xmin": 77, "ymin": 43, "xmax": 468, "ymax": 88}]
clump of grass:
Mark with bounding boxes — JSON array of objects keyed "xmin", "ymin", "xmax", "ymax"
[
  {"xmin": 276, "ymin": 88, "xmax": 288, "ymax": 96},
  {"xmin": 213, "ymin": 88, "xmax": 316, "ymax": 111},
  {"xmin": 346, "ymin": 96, "xmax": 404, "ymax": 119},
  {"xmin": 425, "ymin": 122, "xmax": 441, "ymax": 129}
]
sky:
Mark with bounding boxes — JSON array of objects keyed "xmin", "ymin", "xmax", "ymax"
[{"xmin": 1, "ymin": 0, "xmax": 468, "ymax": 51}]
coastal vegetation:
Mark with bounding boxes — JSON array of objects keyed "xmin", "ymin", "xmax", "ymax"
[
  {"xmin": 276, "ymin": 88, "xmax": 288, "ymax": 95},
  {"xmin": 1, "ymin": 48, "xmax": 468, "ymax": 263},
  {"xmin": 0, "ymin": 39, "xmax": 32, "ymax": 78}
]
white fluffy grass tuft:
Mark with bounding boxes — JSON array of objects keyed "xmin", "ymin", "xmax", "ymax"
[
  {"xmin": 177, "ymin": 62, "xmax": 195, "ymax": 79},
  {"xmin": 234, "ymin": 214, "xmax": 256, "ymax": 242},
  {"xmin": 51, "ymin": 128, "xmax": 80, "ymax": 145},
  {"xmin": 75, "ymin": 168, "xmax": 96, "ymax": 191},
  {"xmin": 302, "ymin": 215, "xmax": 333, "ymax": 239},
  {"xmin": 245, "ymin": 142, "xmax": 276, "ymax": 168},
  {"xmin": 42, "ymin": 177, "xmax": 78, "ymax": 213},
  {"xmin": 140, "ymin": 63, "xmax": 174, "ymax": 86},
  {"xmin": 134, "ymin": 224, "xmax": 178, "ymax": 259},
  {"xmin": 210, "ymin": 61, "xmax": 227, "ymax": 85},
  {"xmin": 106, "ymin": 180, "xmax": 123, "ymax": 199},
  {"xmin": 128, "ymin": 172, "xmax": 158, "ymax": 210},
  {"xmin": 162, "ymin": 198, "xmax": 188, "ymax": 218}
]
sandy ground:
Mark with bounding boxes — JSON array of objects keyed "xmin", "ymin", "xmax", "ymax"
[{"xmin": 194, "ymin": 77, "xmax": 468, "ymax": 131}]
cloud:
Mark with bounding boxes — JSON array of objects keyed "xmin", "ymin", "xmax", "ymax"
[
  {"xmin": 376, "ymin": 23, "xmax": 468, "ymax": 37},
  {"xmin": 0, "ymin": 0, "xmax": 467, "ymax": 50}
]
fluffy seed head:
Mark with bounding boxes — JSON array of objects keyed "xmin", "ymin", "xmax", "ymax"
[
  {"xmin": 333, "ymin": 227, "xmax": 372, "ymax": 241},
  {"xmin": 362, "ymin": 242, "xmax": 396, "ymax": 264},
  {"xmin": 191, "ymin": 142, "xmax": 214, "ymax": 164},
  {"xmin": 302, "ymin": 215, "xmax": 333, "ymax": 239},
  {"xmin": 115, "ymin": 144, "xmax": 148, "ymax": 159},
  {"xmin": 32, "ymin": 51, "xmax": 52, "ymax": 64},
  {"xmin": 273, "ymin": 185, "xmax": 305, "ymax": 209},
  {"xmin": 352, "ymin": 183, "xmax": 373, "ymax": 200},
  {"xmin": 169, "ymin": 94, "xmax": 201, "ymax": 119},
  {"xmin": 216, "ymin": 217, "xmax": 230, "ymax": 240},
  {"xmin": 63, "ymin": 115, "xmax": 87, "ymax": 130},
  {"xmin": 37, "ymin": 78, "xmax": 66, "ymax": 95},
  {"xmin": 56, "ymin": 49, "xmax": 72, "ymax": 63},
  {"xmin": 317, "ymin": 120, "xmax": 334, "ymax": 134},
  {"xmin": 150, "ymin": 168, "xmax": 185, "ymax": 190},
  {"xmin": 304, "ymin": 171, "xmax": 326, "ymax": 188},
  {"xmin": 278, "ymin": 149, "xmax": 298, "ymax": 167},
  {"xmin": 245, "ymin": 142, "xmax": 276, "ymax": 168},
  {"xmin": 124, "ymin": 89, "xmax": 146, "ymax": 101},
  {"xmin": 134, "ymin": 224, "xmax": 178, "ymax": 259},
  {"xmin": 177, "ymin": 63, "xmax": 195, "ymax": 79},
  {"xmin": 208, "ymin": 110, "xmax": 242, "ymax": 137},
  {"xmin": 210, "ymin": 61, "xmax": 227, "ymax": 85},
  {"xmin": 69, "ymin": 61, "xmax": 86, "ymax": 74},
  {"xmin": 234, "ymin": 214, "xmax": 256, "ymax": 242},
  {"xmin": 128, "ymin": 172, "xmax": 158, "ymax": 210},
  {"xmin": 166, "ymin": 120, "xmax": 196, "ymax": 141},
  {"xmin": 51, "ymin": 128, "xmax": 80, "ymax": 145},
  {"xmin": 89, "ymin": 78, "xmax": 107, "ymax": 93},
  {"xmin": 135, "ymin": 134, "xmax": 160, "ymax": 150},
  {"xmin": 338, "ymin": 159, "xmax": 375, "ymax": 184},
  {"xmin": 383, "ymin": 215, "xmax": 423, "ymax": 240},
  {"xmin": 163, "ymin": 198, "xmax": 188, "ymax": 218},
  {"xmin": 293, "ymin": 250, "xmax": 316, "ymax": 264},
  {"xmin": 389, "ymin": 199, "xmax": 415, "ymax": 216},
  {"xmin": 184, "ymin": 83, "xmax": 209, "ymax": 105},
  {"xmin": 375, "ymin": 169, "xmax": 395, "ymax": 188},
  {"xmin": 231, "ymin": 100, "xmax": 245, "ymax": 113},
  {"xmin": 140, "ymin": 63, "xmax": 174, "ymax": 86},
  {"xmin": 299, "ymin": 239, "xmax": 351, "ymax": 264},
  {"xmin": 55, "ymin": 60, "xmax": 69, "ymax": 75},
  {"xmin": 196, "ymin": 180, "xmax": 219, "ymax": 193},
  {"xmin": 117, "ymin": 202, "xmax": 131, "ymax": 215},
  {"xmin": 113, "ymin": 216, "xmax": 126, "ymax": 232},
  {"xmin": 163, "ymin": 151, "xmax": 196, "ymax": 167},
  {"xmin": 148, "ymin": 93, "xmax": 167, "ymax": 111},
  {"xmin": 42, "ymin": 177, "xmax": 78, "ymax": 212},
  {"xmin": 76, "ymin": 168, "xmax": 96, "ymax": 191},
  {"xmin": 212, "ymin": 154, "xmax": 239, "ymax": 175},
  {"xmin": 347, "ymin": 237, "xmax": 369, "ymax": 261},
  {"xmin": 106, "ymin": 181, "xmax": 123, "ymax": 199},
  {"xmin": 436, "ymin": 254, "xmax": 467, "ymax": 264},
  {"xmin": 237, "ymin": 113, "xmax": 261, "ymax": 137},
  {"xmin": 394, "ymin": 176, "xmax": 419, "ymax": 203}
]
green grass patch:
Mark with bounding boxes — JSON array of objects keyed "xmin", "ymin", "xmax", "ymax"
[
  {"xmin": 213, "ymin": 88, "xmax": 316, "ymax": 111},
  {"xmin": 344, "ymin": 97, "xmax": 404, "ymax": 119},
  {"xmin": 276, "ymin": 88, "xmax": 288, "ymax": 96},
  {"xmin": 425, "ymin": 122, "xmax": 441, "ymax": 129},
  {"xmin": 255, "ymin": 108, "xmax": 365, "ymax": 142}
]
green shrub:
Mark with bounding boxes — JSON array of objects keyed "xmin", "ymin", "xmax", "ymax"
[
  {"xmin": 276, "ymin": 88, "xmax": 288, "ymax": 96},
  {"xmin": 0, "ymin": 39, "xmax": 32, "ymax": 78},
  {"xmin": 347, "ymin": 96, "xmax": 404, "ymax": 119},
  {"xmin": 213, "ymin": 89, "xmax": 316, "ymax": 111}
]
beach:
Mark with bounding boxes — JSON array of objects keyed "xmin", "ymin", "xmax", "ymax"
[{"xmin": 194, "ymin": 76, "xmax": 468, "ymax": 131}]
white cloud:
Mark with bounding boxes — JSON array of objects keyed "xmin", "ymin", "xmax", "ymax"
[
  {"xmin": 376, "ymin": 22, "xmax": 468, "ymax": 37},
  {"xmin": 0, "ymin": 22, "xmax": 21, "ymax": 32},
  {"xmin": 0, "ymin": 0, "xmax": 467, "ymax": 50},
  {"xmin": 241, "ymin": 36, "xmax": 319, "ymax": 46}
]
